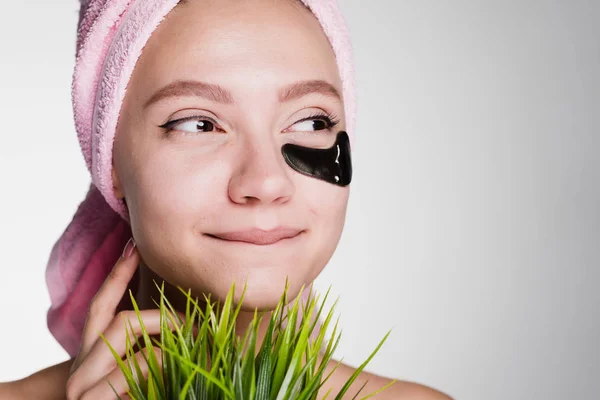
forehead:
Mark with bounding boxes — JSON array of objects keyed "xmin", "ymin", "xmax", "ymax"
[{"xmin": 130, "ymin": 0, "xmax": 342, "ymax": 97}]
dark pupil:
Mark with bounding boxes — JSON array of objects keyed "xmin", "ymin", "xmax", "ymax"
[
  {"xmin": 312, "ymin": 120, "xmax": 327, "ymax": 130},
  {"xmin": 197, "ymin": 120, "xmax": 214, "ymax": 131}
]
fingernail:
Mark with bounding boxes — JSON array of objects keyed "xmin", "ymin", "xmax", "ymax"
[{"xmin": 122, "ymin": 237, "xmax": 136, "ymax": 259}]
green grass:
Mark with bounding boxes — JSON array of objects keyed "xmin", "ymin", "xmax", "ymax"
[{"xmin": 101, "ymin": 279, "xmax": 396, "ymax": 399}]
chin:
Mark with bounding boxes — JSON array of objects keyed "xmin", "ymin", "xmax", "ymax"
[
  {"xmin": 244, "ymin": 274, "xmax": 314, "ymax": 311},
  {"xmin": 145, "ymin": 233, "xmax": 330, "ymax": 311},
  {"xmin": 194, "ymin": 262, "xmax": 321, "ymax": 312}
]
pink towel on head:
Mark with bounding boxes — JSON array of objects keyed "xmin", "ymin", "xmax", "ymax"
[{"xmin": 47, "ymin": 0, "xmax": 357, "ymax": 357}]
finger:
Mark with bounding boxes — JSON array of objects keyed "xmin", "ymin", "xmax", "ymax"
[
  {"xmin": 80, "ymin": 347, "xmax": 162, "ymax": 400},
  {"xmin": 71, "ymin": 309, "xmax": 184, "ymax": 396},
  {"xmin": 71, "ymin": 309, "xmax": 163, "ymax": 396},
  {"xmin": 80, "ymin": 238, "xmax": 140, "ymax": 357}
]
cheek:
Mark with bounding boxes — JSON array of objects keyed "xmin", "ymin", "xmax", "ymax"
[
  {"xmin": 127, "ymin": 147, "xmax": 225, "ymax": 241},
  {"xmin": 302, "ymin": 178, "xmax": 349, "ymax": 230}
]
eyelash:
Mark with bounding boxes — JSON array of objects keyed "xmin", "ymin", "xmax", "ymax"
[
  {"xmin": 159, "ymin": 115, "xmax": 223, "ymax": 134},
  {"xmin": 297, "ymin": 111, "xmax": 341, "ymax": 131},
  {"xmin": 158, "ymin": 111, "xmax": 340, "ymax": 135}
]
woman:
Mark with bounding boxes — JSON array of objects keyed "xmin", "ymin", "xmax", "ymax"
[{"xmin": 1, "ymin": 0, "xmax": 452, "ymax": 398}]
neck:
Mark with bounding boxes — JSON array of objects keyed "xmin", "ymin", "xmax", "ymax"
[{"xmin": 124, "ymin": 259, "xmax": 273, "ymax": 354}]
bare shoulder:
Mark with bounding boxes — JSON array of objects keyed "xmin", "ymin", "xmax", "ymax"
[
  {"xmin": 320, "ymin": 356, "xmax": 454, "ymax": 400},
  {"xmin": 353, "ymin": 369, "xmax": 454, "ymax": 400},
  {"xmin": 387, "ymin": 379, "xmax": 454, "ymax": 400},
  {"xmin": 0, "ymin": 381, "xmax": 24, "ymax": 399},
  {"xmin": 2, "ymin": 358, "xmax": 73, "ymax": 400}
]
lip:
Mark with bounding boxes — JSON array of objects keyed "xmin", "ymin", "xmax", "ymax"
[{"xmin": 207, "ymin": 227, "xmax": 303, "ymax": 245}]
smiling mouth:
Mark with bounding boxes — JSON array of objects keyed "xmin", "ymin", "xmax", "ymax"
[{"xmin": 205, "ymin": 228, "xmax": 304, "ymax": 246}]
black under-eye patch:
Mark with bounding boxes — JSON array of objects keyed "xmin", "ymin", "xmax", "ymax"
[{"xmin": 281, "ymin": 130, "xmax": 352, "ymax": 186}]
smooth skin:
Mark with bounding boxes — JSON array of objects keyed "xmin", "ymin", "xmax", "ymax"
[
  {"xmin": 2, "ymin": 242, "xmax": 451, "ymax": 399},
  {"xmin": 0, "ymin": 0, "xmax": 453, "ymax": 398}
]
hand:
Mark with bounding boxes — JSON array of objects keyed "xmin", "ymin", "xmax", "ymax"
[{"xmin": 65, "ymin": 238, "xmax": 181, "ymax": 400}]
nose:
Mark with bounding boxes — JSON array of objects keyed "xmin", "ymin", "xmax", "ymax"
[{"xmin": 228, "ymin": 136, "xmax": 295, "ymax": 205}]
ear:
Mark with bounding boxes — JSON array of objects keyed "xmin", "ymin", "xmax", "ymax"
[{"xmin": 112, "ymin": 165, "xmax": 125, "ymax": 200}]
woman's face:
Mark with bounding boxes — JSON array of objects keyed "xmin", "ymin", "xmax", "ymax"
[{"xmin": 112, "ymin": 0, "xmax": 349, "ymax": 309}]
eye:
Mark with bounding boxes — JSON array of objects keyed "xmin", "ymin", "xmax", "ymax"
[
  {"xmin": 159, "ymin": 115, "xmax": 224, "ymax": 135},
  {"xmin": 287, "ymin": 111, "xmax": 340, "ymax": 133}
]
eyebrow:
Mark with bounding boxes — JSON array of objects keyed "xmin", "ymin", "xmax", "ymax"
[{"xmin": 143, "ymin": 79, "xmax": 341, "ymax": 109}]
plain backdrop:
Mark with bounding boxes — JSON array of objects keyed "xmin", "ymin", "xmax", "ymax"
[{"xmin": 0, "ymin": 1, "xmax": 599, "ymax": 399}]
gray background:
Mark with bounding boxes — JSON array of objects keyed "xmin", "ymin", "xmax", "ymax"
[{"xmin": 0, "ymin": 1, "xmax": 598, "ymax": 399}]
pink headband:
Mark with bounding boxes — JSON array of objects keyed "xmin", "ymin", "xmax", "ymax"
[{"xmin": 46, "ymin": 0, "xmax": 357, "ymax": 357}]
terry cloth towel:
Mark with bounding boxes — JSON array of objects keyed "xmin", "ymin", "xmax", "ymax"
[{"xmin": 46, "ymin": 0, "xmax": 357, "ymax": 357}]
